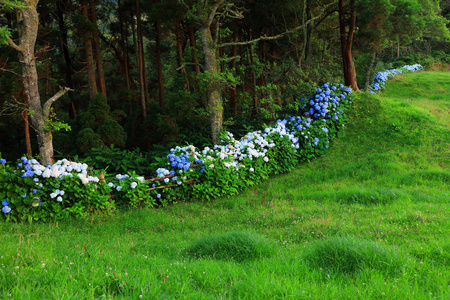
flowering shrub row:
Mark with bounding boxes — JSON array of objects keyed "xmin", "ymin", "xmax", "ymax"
[
  {"xmin": 368, "ymin": 64, "xmax": 423, "ymax": 94},
  {"xmin": 0, "ymin": 82, "xmax": 354, "ymax": 222}
]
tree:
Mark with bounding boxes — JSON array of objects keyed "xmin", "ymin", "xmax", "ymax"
[
  {"xmin": 0, "ymin": 0, "xmax": 70, "ymax": 165},
  {"xmin": 338, "ymin": 0, "xmax": 358, "ymax": 91},
  {"xmin": 182, "ymin": 0, "xmax": 334, "ymax": 143}
]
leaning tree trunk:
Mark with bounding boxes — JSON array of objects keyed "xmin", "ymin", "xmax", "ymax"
[
  {"xmin": 339, "ymin": 0, "xmax": 358, "ymax": 91},
  {"xmin": 16, "ymin": 1, "xmax": 51, "ymax": 165},
  {"xmin": 3, "ymin": 0, "xmax": 73, "ymax": 165},
  {"xmin": 19, "ymin": 2, "xmax": 54, "ymax": 165}
]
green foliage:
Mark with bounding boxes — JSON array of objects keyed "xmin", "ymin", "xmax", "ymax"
[
  {"xmin": 76, "ymin": 128, "xmax": 104, "ymax": 153},
  {"xmin": 81, "ymin": 145, "xmax": 156, "ymax": 176},
  {"xmin": 75, "ymin": 94, "xmax": 127, "ymax": 152},
  {"xmin": 0, "ymin": 158, "xmax": 113, "ymax": 223},
  {"xmin": 185, "ymin": 231, "xmax": 275, "ymax": 262},
  {"xmin": 107, "ymin": 172, "xmax": 155, "ymax": 208},
  {"xmin": 303, "ymin": 236, "xmax": 408, "ymax": 276},
  {"xmin": 265, "ymin": 132, "xmax": 298, "ymax": 174},
  {"xmin": 43, "ymin": 108, "xmax": 71, "ymax": 133},
  {"xmin": 0, "ymin": 26, "xmax": 11, "ymax": 45}
]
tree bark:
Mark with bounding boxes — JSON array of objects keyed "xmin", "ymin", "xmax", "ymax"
[
  {"xmin": 89, "ymin": 0, "xmax": 107, "ymax": 98},
  {"xmin": 248, "ymin": 32, "xmax": 257, "ymax": 116},
  {"xmin": 364, "ymin": 51, "xmax": 377, "ymax": 91},
  {"xmin": 118, "ymin": 0, "xmax": 131, "ymax": 91},
  {"xmin": 229, "ymin": 31, "xmax": 237, "ymax": 115},
  {"xmin": 198, "ymin": 0, "xmax": 225, "ymax": 144},
  {"xmin": 136, "ymin": 0, "xmax": 147, "ymax": 120},
  {"xmin": 174, "ymin": 18, "xmax": 189, "ymax": 89},
  {"xmin": 339, "ymin": 0, "xmax": 358, "ymax": 91},
  {"xmin": 5, "ymin": 0, "xmax": 70, "ymax": 165},
  {"xmin": 154, "ymin": 20, "xmax": 165, "ymax": 109},
  {"xmin": 188, "ymin": 27, "xmax": 200, "ymax": 76},
  {"xmin": 81, "ymin": 1, "xmax": 98, "ymax": 101}
]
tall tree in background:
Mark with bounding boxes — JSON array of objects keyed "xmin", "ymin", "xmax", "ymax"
[
  {"xmin": 89, "ymin": 0, "xmax": 107, "ymax": 98},
  {"xmin": 81, "ymin": 0, "xmax": 98, "ymax": 101},
  {"xmin": 0, "ymin": 0, "xmax": 70, "ymax": 165},
  {"xmin": 136, "ymin": 0, "xmax": 148, "ymax": 120},
  {"xmin": 339, "ymin": 0, "xmax": 358, "ymax": 91}
]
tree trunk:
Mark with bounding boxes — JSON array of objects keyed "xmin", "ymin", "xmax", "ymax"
[
  {"xmin": 81, "ymin": 1, "xmax": 98, "ymax": 101},
  {"xmin": 248, "ymin": 32, "xmax": 257, "ymax": 116},
  {"xmin": 14, "ymin": 0, "xmax": 52, "ymax": 165},
  {"xmin": 89, "ymin": 0, "xmax": 107, "ymax": 98},
  {"xmin": 174, "ymin": 18, "xmax": 189, "ymax": 89},
  {"xmin": 303, "ymin": 0, "xmax": 313, "ymax": 61},
  {"xmin": 188, "ymin": 26, "xmax": 201, "ymax": 97},
  {"xmin": 229, "ymin": 31, "xmax": 237, "ymax": 115},
  {"xmin": 364, "ymin": 51, "xmax": 377, "ymax": 90},
  {"xmin": 338, "ymin": 0, "xmax": 358, "ymax": 91},
  {"xmin": 199, "ymin": 24, "xmax": 223, "ymax": 144},
  {"xmin": 188, "ymin": 27, "xmax": 200, "ymax": 76},
  {"xmin": 118, "ymin": 0, "xmax": 131, "ymax": 91},
  {"xmin": 154, "ymin": 20, "xmax": 165, "ymax": 109},
  {"xmin": 136, "ymin": 0, "xmax": 147, "ymax": 120}
]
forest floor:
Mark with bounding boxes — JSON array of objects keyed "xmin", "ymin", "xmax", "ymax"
[{"xmin": 1, "ymin": 71, "xmax": 449, "ymax": 299}]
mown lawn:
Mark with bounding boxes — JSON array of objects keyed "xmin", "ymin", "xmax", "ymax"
[{"xmin": 1, "ymin": 71, "xmax": 449, "ymax": 299}]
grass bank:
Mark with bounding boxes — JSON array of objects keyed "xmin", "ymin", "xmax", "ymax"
[{"xmin": 1, "ymin": 71, "xmax": 449, "ymax": 299}]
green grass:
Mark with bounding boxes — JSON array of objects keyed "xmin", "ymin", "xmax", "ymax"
[{"xmin": 1, "ymin": 71, "xmax": 449, "ymax": 299}]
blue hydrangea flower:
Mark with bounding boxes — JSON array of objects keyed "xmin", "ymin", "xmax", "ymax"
[
  {"xmin": 2, "ymin": 199, "xmax": 9, "ymax": 206},
  {"xmin": 2, "ymin": 206, "xmax": 11, "ymax": 214},
  {"xmin": 0, "ymin": 159, "xmax": 6, "ymax": 164}
]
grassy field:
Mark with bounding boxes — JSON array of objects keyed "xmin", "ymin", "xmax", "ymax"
[{"xmin": 1, "ymin": 71, "xmax": 449, "ymax": 299}]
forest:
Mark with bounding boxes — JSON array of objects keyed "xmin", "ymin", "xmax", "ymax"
[{"xmin": 0, "ymin": 0, "xmax": 449, "ymax": 165}]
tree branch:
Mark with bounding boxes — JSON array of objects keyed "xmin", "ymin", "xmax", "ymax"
[
  {"xmin": 0, "ymin": 0, "xmax": 28, "ymax": 10},
  {"xmin": 0, "ymin": 67, "xmax": 22, "ymax": 77},
  {"xmin": 6, "ymin": 37, "xmax": 24, "ymax": 52},
  {"xmin": 204, "ymin": 0, "xmax": 225, "ymax": 28},
  {"xmin": 42, "ymin": 86, "xmax": 73, "ymax": 119},
  {"xmin": 217, "ymin": 1, "xmax": 337, "ymax": 48}
]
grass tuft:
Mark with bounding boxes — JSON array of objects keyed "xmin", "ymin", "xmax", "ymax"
[
  {"xmin": 303, "ymin": 236, "xmax": 407, "ymax": 276},
  {"xmin": 185, "ymin": 231, "xmax": 275, "ymax": 262}
]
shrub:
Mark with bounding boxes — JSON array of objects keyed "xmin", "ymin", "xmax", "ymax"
[
  {"xmin": 303, "ymin": 236, "xmax": 407, "ymax": 276},
  {"xmin": 185, "ymin": 231, "xmax": 275, "ymax": 262},
  {"xmin": 0, "ymin": 157, "xmax": 113, "ymax": 222},
  {"xmin": 368, "ymin": 64, "xmax": 423, "ymax": 94},
  {"xmin": 1, "ymin": 81, "xmax": 355, "ymax": 221}
]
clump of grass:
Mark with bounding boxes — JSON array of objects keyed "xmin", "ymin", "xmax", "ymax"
[
  {"xmin": 185, "ymin": 231, "xmax": 275, "ymax": 262},
  {"xmin": 303, "ymin": 236, "xmax": 407, "ymax": 276}
]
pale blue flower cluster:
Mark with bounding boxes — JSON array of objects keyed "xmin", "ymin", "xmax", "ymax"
[
  {"xmin": 28, "ymin": 159, "xmax": 100, "ymax": 185},
  {"xmin": 368, "ymin": 64, "xmax": 423, "ymax": 94},
  {"xmin": 50, "ymin": 189, "xmax": 65, "ymax": 202},
  {"xmin": 2, "ymin": 199, "xmax": 11, "ymax": 214},
  {"xmin": 108, "ymin": 173, "xmax": 145, "ymax": 191}
]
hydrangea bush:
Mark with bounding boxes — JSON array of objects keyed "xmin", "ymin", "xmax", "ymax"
[
  {"xmin": 1, "ymin": 82, "xmax": 354, "ymax": 222},
  {"xmin": 368, "ymin": 64, "xmax": 423, "ymax": 94},
  {"xmin": 0, "ymin": 158, "xmax": 113, "ymax": 222}
]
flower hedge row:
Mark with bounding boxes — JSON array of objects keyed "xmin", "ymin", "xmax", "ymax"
[
  {"xmin": 368, "ymin": 64, "xmax": 423, "ymax": 94},
  {"xmin": 1, "ymin": 82, "xmax": 354, "ymax": 222}
]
